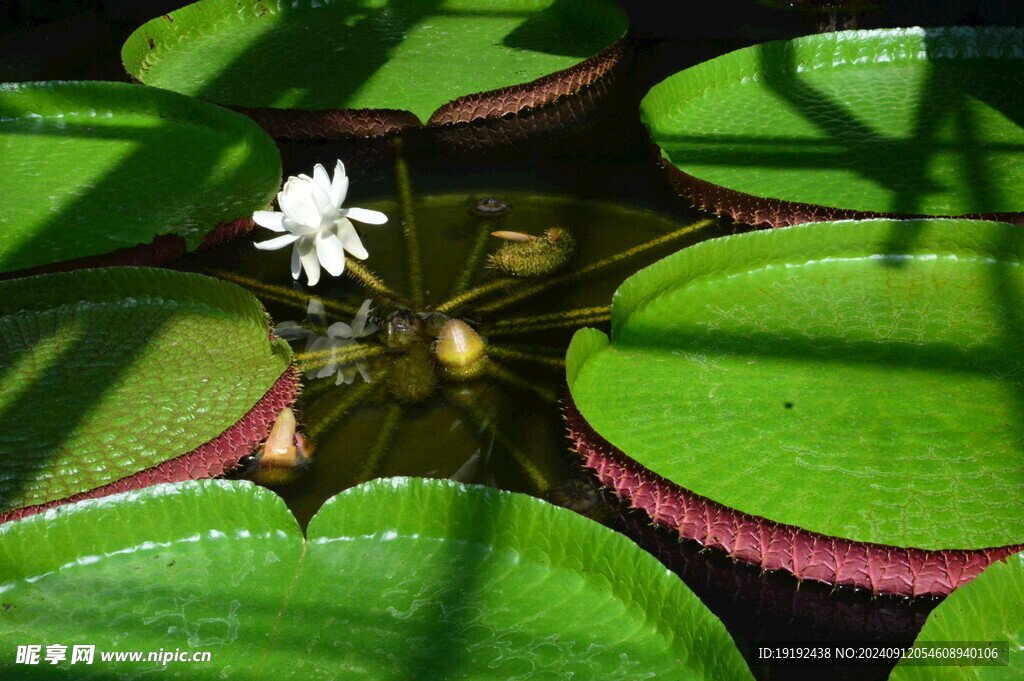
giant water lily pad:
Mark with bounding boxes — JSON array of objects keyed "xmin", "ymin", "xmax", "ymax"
[
  {"xmin": 0, "ymin": 80, "xmax": 281, "ymax": 276},
  {"xmin": 890, "ymin": 551, "xmax": 1024, "ymax": 680},
  {"xmin": 641, "ymin": 27, "xmax": 1024, "ymax": 227},
  {"xmin": 566, "ymin": 219, "xmax": 1024, "ymax": 596},
  {"xmin": 0, "ymin": 477, "xmax": 753, "ymax": 680},
  {"xmin": 122, "ymin": 0, "xmax": 628, "ymax": 139},
  {"xmin": 0, "ymin": 268, "xmax": 295, "ymax": 522}
]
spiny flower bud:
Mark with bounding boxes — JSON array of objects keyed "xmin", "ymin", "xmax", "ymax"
[
  {"xmin": 388, "ymin": 345, "xmax": 438, "ymax": 404},
  {"xmin": 488, "ymin": 227, "xmax": 575, "ymax": 278},
  {"xmin": 434, "ymin": 319, "xmax": 487, "ymax": 379}
]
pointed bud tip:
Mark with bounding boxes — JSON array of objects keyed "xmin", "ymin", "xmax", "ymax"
[{"xmin": 435, "ymin": 319, "xmax": 486, "ymax": 368}]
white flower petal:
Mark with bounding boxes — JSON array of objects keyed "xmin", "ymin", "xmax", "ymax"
[
  {"xmin": 306, "ymin": 336, "xmax": 337, "ymax": 379},
  {"xmin": 312, "ymin": 163, "xmax": 332, "ymax": 197},
  {"xmin": 316, "ymin": 230, "xmax": 347, "ymax": 277},
  {"xmin": 355, "ymin": 359, "xmax": 372, "ymax": 384},
  {"xmin": 335, "ymin": 365, "xmax": 357, "ymax": 385},
  {"xmin": 330, "ymin": 160, "xmax": 349, "ymax": 207},
  {"xmin": 342, "ymin": 207, "xmax": 388, "ymax": 225},
  {"xmin": 352, "ymin": 299, "xmax": 374, "ymax": 335},
  {"xmin": 303, "ymin": 177, "xmax": 333, "ymax": 219},
  {"xmin": 306, "ymin": 299, "xmax": 326, "ymax": 325},
  {"xmin": 274, "ymin": 321, "xmax": 314, "ymax": 341},
  {"xmin": 254, "ymin": 233, "xmax": 300, "ymax": 250},
  {"xmin": 282, "ymin": 217, "xmax": 318, "ymax": 236},
  {"xmin": 253, "ymin": 210, "xmax": 286, "ymax": 231},
  {"xmin": 327, "ymin": 321, "xmax": 354, "ymax": 338},
  {"xmin": 317, "ymin": 363, "xmax": 340, "ymax": 380},
  {"xmin": 297, "ymin": 237, "xmax": 321, "ymax": 286},
  {"xmin": 279, "ymin": 178, "xmax": 321, "ymax": 227},
  {"xmin": 290, "ymin": 243, "xmax": 302, "ymax": 280},
  {"xmin": 307, "ymin": 335, "xmax": 333, "ymax": 354},
  {"xmin": 337, "ymin": 219, "xmax": 368, "ymax": 260}
]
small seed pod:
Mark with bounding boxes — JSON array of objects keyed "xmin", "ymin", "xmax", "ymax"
[
  {"xmin": 388, "ymin": 345, "xmax": 438, "ymax": 404},
  {"xmin": 488, "ymin": 227, "xmax": 575, "ymax": 278},
  {"xmin": 434, "ymin": 319, "xmax": 487, "ymax": 380},
  {"xmin": 253, "ymin": 407, "xmax": 314, "ymax": 486}
]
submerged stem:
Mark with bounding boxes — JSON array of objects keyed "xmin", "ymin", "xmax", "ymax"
[
  {"xmin": 487, "ymin": 346, "xmax": 566, "ymax": 370},
  {"xmin": 393, "ymin": 136, "xmax": 424, "ymax": 309},
  {"xmin": 356, "ymin": 401, "xmax": 405, "ymax": 483},
  {"xmin": 434, "ymin": 277, "xmax": 518, "ymax": 315},
  {"xmin": 476, "ymin": 218, "xmax": 716, "ymax": 314},
  {"xmin": 446, "ymin": 221, "xmax": 493, "ymax": 300},
  {"xmin": 306, "ymin": 377, "xmax": 382, "ymax": 441},
  {"xmin": 449, "ymin": 391, "xmax": 553, "ymax": 494},
  {"xmin": 485, "ymin": 361, "xmax": 560, "ymax": 405},
  {"xmin": 486, "ymin": 306, "xmax": 610, "ymax": 336},
  {"xmin": 294, "ymin": 344, "xmax": 387, "ymax": 372},
  {"xmin": 208, "ymin": 269, "xmax": 359, "ymax": 318},
  {"xmin": 345, "ymin": 260, "xmax": 408, "ymax": 306}
]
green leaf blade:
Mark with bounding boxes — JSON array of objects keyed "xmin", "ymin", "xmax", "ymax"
[
  {"xmin": 0, "ymin": 480, "xmax": 304, "ymax": 680},
  {"xmin": 642, "ymin": 27, "xmax": 1024, "ymax": 220},
  {"xmin": 123, "ymin": 0, "xmax": 628, "ymax": 124},
  {"xmin": 890, "ymin": 552, "xmax": 1024, "ymax": 680},
  {"xmin": 568, "ymin": 219, "xmax": 1024, "ymax": 551},
  {"xmin": 265, "ymin": 477, "xmax": 752, "ymax": 680},
  {"xmin": 0, "ymin": 80, "xmax": 280, "ymax": 273},
  {"xmin": 0, "ymin": 268, "xmax": 293, "ymax": 513}
]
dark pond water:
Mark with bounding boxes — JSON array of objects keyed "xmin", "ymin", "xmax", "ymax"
[{"xmin": 4, "ymin": 2, "xmax": 1021, "ymax": 680}]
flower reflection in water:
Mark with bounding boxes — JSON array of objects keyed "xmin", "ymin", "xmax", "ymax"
[{"xmin": 277, "ymin": 299, "xmax": 379, "ymax": 385}]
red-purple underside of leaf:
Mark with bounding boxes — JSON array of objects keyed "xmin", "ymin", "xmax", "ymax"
[
  {"xmin": 0, "ymin": 216, "xmax": 254, "ymax": 281},
  {"xmin": 227, "ymin": 38, "xmax": 629, "ymax": 142},
  {"xmin": 565, "ymin": 396, "xmax": 1022, "ymax": 597},
  {"xmin": 659, "ymin": 155, "xmax": 1024, "ymax": 229},
  {"xmin": 0, "ymin": 363, "xmax": 299, "ymax": 525}
]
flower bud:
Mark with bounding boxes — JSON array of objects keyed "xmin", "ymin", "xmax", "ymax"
[
  {"xmin": 254, "ymin": 407, "xmax": 313, "ymax": 486},
  {"xmin": 388, "ymin": 345, "xmax": 438, "ymax": 404},
  {"xmin": 435, "ymin": 319, "xmax": 487, "ymax": 379},
  {"xmin": 488, "ymin": 227, "xmax": 575, "ymax": 277}
]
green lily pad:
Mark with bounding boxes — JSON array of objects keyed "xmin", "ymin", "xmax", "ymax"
[
  {"xmin": 890, "ymin": 551, "xmax": 1024, "ymax": 680},
  {"xmin": 567, "ymin": 219, "xmax": 1024, "ymax": 552},
  {"xmin": 0, "ymin": 80, "xmax": 280, "ymax": 274},
  {"xmin": 641, "ymin": 27, "xmax": 1024, "ymax": 225},
  {"xmin": 0, "ymin": 268, "xmax": 293, "ymax": 518},
  {"xmin": 0, "ymin": 477, "xmax": 754, "ymax": 680},
  {"xmin": 122, "ymin": 0, "xmax": 628, "ymax": 128}
]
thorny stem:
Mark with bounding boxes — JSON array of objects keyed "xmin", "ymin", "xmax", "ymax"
[
  {"xmin": 345, "ymin": 260, "xmax": 409, "ymax": 306},
  {"xmin": 446, "ymin": 221, "xmax": 494, "ymax": 300},
  {"xmin": 356, "ymin": 401, "xmax": 405, "ymax": 483},
  {"xmin": 306, "ymin": 376, "xmax": 383, "ymax": 441},
  {"xmin": 449, "ymin": 390, "xmax": 552, "ymax": 494},
  {"xmin": 393, "ymin": 136, "xmax": 424, "ymax": 309},
  {"xmin": 487, "ymin": 345, "xmax": 566, "ymax": 370},
  {"xmin": 485, "ymin": 361, "xmax": 560, "ymax": 405},
  {"xmin": 486, "ymin": 306, "xmax": 610, "ymax": 336},
  {"xmin": 475, "ymin": 218, "xmax": 716, "ymax": 314},
  {"xmin": 208, "ymin": 270, "xmax": 360, "ymax": 318},
  {"xmin": 299, "ymin": 371, "xmax": 341, "ymax": 402},
  {"xmin": 294, "ymin": 344, "xmax": 387, "ymax": 372},
  {"xmin": 434, "ymin": 277, "xmax": 518, "ymax": 315}
]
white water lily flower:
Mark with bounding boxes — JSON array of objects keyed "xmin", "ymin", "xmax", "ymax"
[
  {"xmin": 253, "ymin": 160, "xmax": 387, "ymax": 286},
  {"xmin": 276, "ymin": 299, "xmax": 378, "ymax": 385}
]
